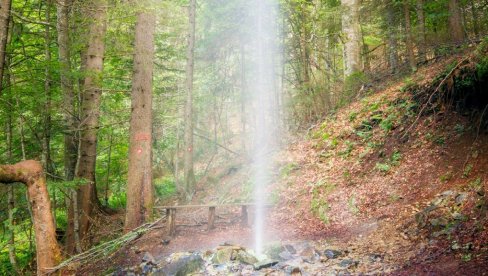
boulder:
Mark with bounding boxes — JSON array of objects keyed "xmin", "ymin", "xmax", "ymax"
[
  {"xmin": 324, "ymin": 249, "xmax": 342, "ymax": 259},
  {"xmin": 154, "ymin": 253, "xmax": 204, "ymax": 276}
]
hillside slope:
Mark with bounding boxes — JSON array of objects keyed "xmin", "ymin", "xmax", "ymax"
[{"xmin": 270, "ymin": 43, "xmax": 488, "ymax": 273}]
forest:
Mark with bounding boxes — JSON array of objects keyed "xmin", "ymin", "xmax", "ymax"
[{"xmin": 0, "ymin": 0, "xmax": 487, "ymax": 275}]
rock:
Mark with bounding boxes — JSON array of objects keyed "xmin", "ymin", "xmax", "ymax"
[
  {"xmin": 324, "ymin": 249, "xmax": 342, "ymax": 259},
  {"xmin": 455, "ymin": 193, "xmax": 468, "ymax": 204},
  {"xmin": 430, "ymin": 217, "xmax": 448, "ymax": 227},
  {"xmin": 254, "ymin": 260, "xmax": 279, "ymax": 270},
  {"xmin": 339, "ymin": 259, "xmax": 359, "ymax": 269},
  {"xmin": 279, "ymin": 251, "xmax": 294, "ymax": 260},
  {"xmin": 368, "ymin": 253, "xmax": 383, "ymax": 263},
  {"xmin": 161, "ymin": 239, "xmax": 170, "ymax": 245},
  {"xmin": 451, "ymin": 212, "xmax": 467, "ymax": 221},
  {"xmin": 155, "ymin": 253, "xmax": 204, "ymax": 276},
  {"xmin": 142, "ymin": 252, "xmax": 156, "ymax": 264},
  {"xmin": 211, "ymin": 247, "xmax": 234, "ymax": 265},
  {"xmin": 299, "ymin": 246, "xmax": 320, "ymax": 263},
  {"xmin": 284, "ymin": 244, "xmax": 297, "ymax": 254},
  {"xmin": 236, "ymin": 250, "xmax": 258, "ymax": 265},
  {"xmin": 441, "ymin": 190, "xmax": 455, "ymax": 197},
  {"xmin": 284, "ymin": 266, "xmax": 301, "ymax": 275}
]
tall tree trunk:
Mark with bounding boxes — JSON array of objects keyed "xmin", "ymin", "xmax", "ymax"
[
  {"xmin": 448, "ymin": 0, "xmax": 465, "ymax": 44},
  {"xmin": 183, "ymin": 0, "xmax": 196, "ymax": 200},
  {"xmin": 6, "ymin": 92, "xmax": 19, "ymax": 274},
  {"xmin": 385, "ymin": 0, "xmax": 399, "ymax": 74},
  {"xmin": 469, "ymin": 0, "xmax": 479, "ymax": 38},
  {"xmin": 416, "ymin": 0, "xmax": 427, "ymax": 62},
  {"xmin": 124, "ymin": 5, "xmax": 156, "ymax": 232},
  {"xmin": 0, "ymin": 161, "xmax": 62, "ymax": 275},
  {"xmin": 341, "ymin": 0, "xmax": 362, "ymax": 77},
  {"xmin": 57, "ymin": 0, "xmax": 77, "ymax": 182},
  {"xmin": 403, "ymin": 0, "xmax": 417, "ymax": 72},
  {"xmin": 42, "ymin": 0, "xmax": 53, "ymax": 180},
  {"xmin": 71, "ymin": 0, "xmax": 108, "ymax": 249},
  {"xmin": 0, "ymin": 0, "xmax": 11, "ymax": 95}
]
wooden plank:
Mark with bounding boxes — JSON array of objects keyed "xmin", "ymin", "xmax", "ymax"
[
  {"xmin": 167, "ymin": 208, "xmax": 176, "ymax": 236},
  {"xmin": 154, "ymin": 203, "xmax": 273, "ymax": 210},
  {"xmin": 241, "ymin": 205, "xmax": 248, "ymax": 227},
  {"xmin": 207, "ymin": 206, "xmax": 216, "ymax": 231}
]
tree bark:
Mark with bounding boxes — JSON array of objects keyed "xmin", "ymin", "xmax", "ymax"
[
  {"xmin": 42, "ymin": 0, "xmax": 54, "ymax": 180},
  {"xmin": 448, "ymin": 0, "xmax": 465, "ymax": 44},
  {"xmin": 341, "ymin": 0, "xmax": 362, "ymax": 77},
  {"xmin": 416, "ymin": 0, "xmax": 427, "ymax": 62},
  {"xmin": 403, "ymin": 0, "xmax": 417, "ymax": 72},
  {"xmin": 469, "ymin": 0, "xmax": 479, "ymax": 38},
  {"xmin": 0, "ymin": 161, "xmax": 62, "ymax": 275},
  {"xmin": 0, "ymin": 0, "xmax": 11, "ymax": 95},
  {"xmin": 57, "ymin": 0, "xmax": 78, "ymax": 182},
  {"xmin": 385, "ymin": 0, "xmax": 399, "ymax": 73},
  {"xmin": 124, "ymin": 5, "xmax": 156, "ymax": 232},
  {"xmin": 183, "ymin": 0, "xmax": 196, "ymax": 200},
  {"xmin": 70, "ymin": 0, "xmax": 108, "ymax": 250}
]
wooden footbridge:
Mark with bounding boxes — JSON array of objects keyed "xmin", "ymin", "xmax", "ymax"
[{"xmin": 154, "ymin": 203, "xmax": 273, "ymax": 236}]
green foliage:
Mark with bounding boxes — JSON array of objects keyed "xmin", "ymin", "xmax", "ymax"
[
  {"xmin": 375, "ymin": 162, "xmax": 391, "ymax": 173},
  {"xmin": 463, "ymin": 164, "xmax": 473, "ymax": 178},
  {"xmin": 154, "ymin": 177, "xmax": 177, "ymax": 199},
  {"xmin": 280, "ymin": 162, "xmax": 300, "ymax": 178},
  {"xmin": 108, "ymin": 193, "xmax": 127, "ymax": 209},
  {"xmin": 348, "ymin": 195, "xmax": 359, "ymax": 215}
]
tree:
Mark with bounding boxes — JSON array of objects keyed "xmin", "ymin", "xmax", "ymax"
[
  {"xmin": 384, "ymin": 0, "xmax": 399, "ymax": 73},
  {"xmin": 416, "ymin": 0, "xmax": 426, "ymax": 62},
  {"xmin": 448, "ymin": 0, "xmax": 465, "ymax": 44},
  {"xmin": 403, "ymin": 0, "xmax": 417, "ymax": 72},
  {"xmin": 125, "ymin": 2, "xmax": 156, "ymax": 231},
  {"xmin": 67, "ymin": 0, "xmax": 108, "ymax": 251},
  {"xmin": 56, "ymin": 0, "xmax": 78, "ymax": 181},
  {"xmin": 0, "ymin": 0, "xmax": 11, "ymax": 95},
  {"xmin": 183, "ymin": 0, "xmax": 196, "ymax": 199},
  {"xmin": 0, "ymin": 161, "xmax": 62, "ymax": 275},
  {"xmin": 341, "ymin": 0, "xmax": 362, "ymax": 77}
]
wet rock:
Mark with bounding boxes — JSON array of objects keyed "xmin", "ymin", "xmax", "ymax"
[
  {"xmin": 284, "ymin": 244, "xmax": 297, "ymax": 254},
  {"xmin": 236, "ymin": 250, "xmax": 258, "ymax": 265},
  {"xmin": 211, "ymin": 247, "xmax": 234, "ymax": 264},
  {"xmin": 156, "ymin": 253, "xmax": 204, "ymax": 276},
  {"xmin": 324, "ymin": 249, "xmax": 342, "ymax": 259},
  {"xmin": 299, "ymin": 246, "xmax": 320, "ymax": 263},
  {"xmin": 254, "ymin": 260, "xmax": 279, "ymax": 270},
  {"xmin": 279, "ymin": 250, "xmax": 294, "ymax": 260}
]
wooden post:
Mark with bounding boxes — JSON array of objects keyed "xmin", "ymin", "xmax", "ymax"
[
  {"xmin": 241, "ymin": 205, "xmax": 248, "ymax": 227},
  {"xmin": 166, "ymin": 208, "xmax": 176, "ymax": 236},
  {"xmin": 208, "ymin": 206, "xmax": 216, "ymax": 231}
]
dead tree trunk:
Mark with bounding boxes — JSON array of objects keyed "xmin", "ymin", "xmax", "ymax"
[
  {"xmin": 0, "ymin": 161, "xmax": 62, "ymax": 275},
  {"xmin": 124, "ymin": 5, "xmax": 156, "ymax": 232}
]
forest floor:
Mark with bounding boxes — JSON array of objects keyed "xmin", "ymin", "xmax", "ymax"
[{"xmin": 79, "ymin": 45, "xmax": 488, "ymax": 275}]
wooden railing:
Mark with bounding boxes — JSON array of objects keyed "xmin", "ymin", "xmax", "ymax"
[{"xmin": 154, "ymin": 203, "xmax": 273, "ymax": 236}]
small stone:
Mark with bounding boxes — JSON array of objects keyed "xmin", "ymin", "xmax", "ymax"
[
  {"xmin": 339, "ymin": 259, "xmax": 359, "ymax": 268},
  {"xmin": 284, "ymin": 266, "xmax": 301, "ymax": 275},
  {"xmin": 134, "ymin": 247, "xmax": 141, "ymax": 254},
  {"xmin": 455, "ymin": 193, "xmax": 468, "ymax": 204},
  {"xmin": 368, "ymin": 253, "xmax": 383, "ymax": 263},
  {"xmin": 324, "ymin": 249, "xmax": 342, "ymax": 259},
  {"xmin": 142, "ymin": 252, "xmax": 155, "ymax": 264},
  {"xmin": 161, "ymin": 239, "xmax": 170, "ymax": 245},
  {"xmin": 254, "ymin": 260, "xmax": 279, "ymax": 270}
]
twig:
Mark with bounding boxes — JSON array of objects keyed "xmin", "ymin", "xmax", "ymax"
[{"xmin": 402, "ymin": 56, "xmax": 469, "ymax": 138}]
